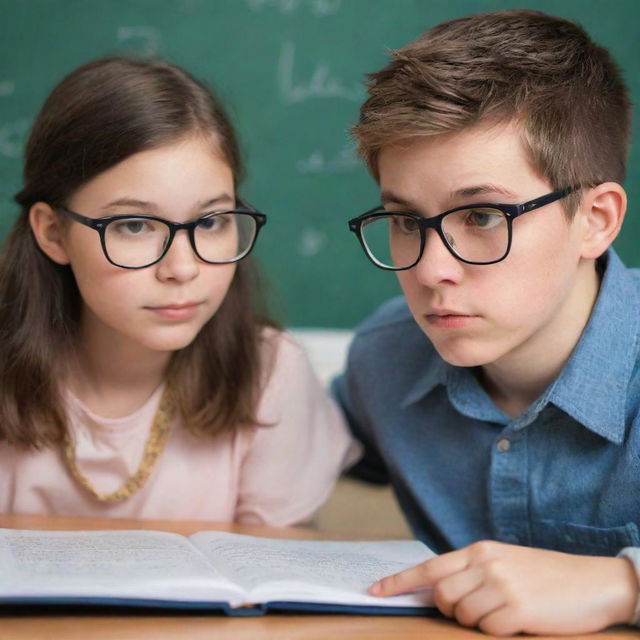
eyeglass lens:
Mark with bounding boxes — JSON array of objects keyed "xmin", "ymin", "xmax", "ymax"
[
  {"xmin": 104, "ymin": 213, "xmax": 258, "ymax": 268},
  {"xmin": 360, "ymin": 207, "xmax": 510, "ymax": 268}
]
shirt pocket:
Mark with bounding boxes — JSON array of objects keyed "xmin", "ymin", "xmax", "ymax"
[{"xmin": 533, "ymin": 520, "xmax": 640, "ymax": 556}]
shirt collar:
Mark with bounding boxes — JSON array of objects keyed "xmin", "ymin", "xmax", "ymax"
[
  {"xmin": 401, "ymin": 249, "xmax": 640, "ymax": 442},
  {"xmin": 402, "ymin": 354, "xmax": 448, "ymax": 407},
  {"xmin": 547, "ymin": 249, "xmax": 640, "ymax": 443}
]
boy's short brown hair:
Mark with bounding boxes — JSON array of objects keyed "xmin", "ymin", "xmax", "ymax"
[{"xmin": 353, "ymin": 10, "xmax": 631, "ymax": 215}]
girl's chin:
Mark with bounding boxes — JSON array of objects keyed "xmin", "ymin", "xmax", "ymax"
[{"xmin": 135, "ymin": 332, "xmax": 202, "ymax": 353}]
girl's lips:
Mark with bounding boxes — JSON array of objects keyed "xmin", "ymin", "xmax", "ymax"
[{"xmin": 146, "ymin": 302, "xmax": 201, "ymax": 321}]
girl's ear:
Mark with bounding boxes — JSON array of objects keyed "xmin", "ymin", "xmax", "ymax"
[
  {"xmin": 578, "ymin": 182, "xmax": 627, "ymax": 260},
  {"xmin": 29, "ymin": 202, "xmax": 71, "ymax": 265}
]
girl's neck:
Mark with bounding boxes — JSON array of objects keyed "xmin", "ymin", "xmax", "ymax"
[{"xmin": 68, "ymin": 317, "xmax": 172, "ymax": 419}]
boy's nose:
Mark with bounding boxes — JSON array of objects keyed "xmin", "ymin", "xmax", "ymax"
[{"xmin": 412, "ymin": 228, "xmax": 464, "ymax": 287}]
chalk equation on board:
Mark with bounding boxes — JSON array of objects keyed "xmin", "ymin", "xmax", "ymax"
[
  {"xmin": 0, "ymin": 82, "xmax": 15, "ymax": 97},
  {"xmin": 246, "ymin": 0, "xmax": 341, "ymax": 16},
  {"xmin": 116, "ymin": 26, "xmax": 161, "ymax": 57},
  {"xmin": 0, "ymin": 119, "xmax": 30, "ymax": 159},
  {"xmin": 296, "ymin": 142, "xmax": 359, "ymax": 174},
  {"xmin": 297, "ymin": 227, "xmax": 327, "ymax": 257},
  {"xmin": 278, "ymin": 41, "xmax": 365, "ymax": 104}
]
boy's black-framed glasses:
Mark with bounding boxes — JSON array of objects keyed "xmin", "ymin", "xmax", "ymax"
[
  {"xmin": 56, "ymin": 201, "xmax": 267, "ymax": 269},
  {"xmin": 348, "ymin": 187, "xmax": 577, "ymax": 270}
]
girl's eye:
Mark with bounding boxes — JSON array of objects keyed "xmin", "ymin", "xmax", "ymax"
[
  {"xmin": 197, "ymin": 214, "xmax": 229, "ymax": 231},
  {"xmin": 112, "ymin": 219, "xmax": 151, "ymax": 235}
]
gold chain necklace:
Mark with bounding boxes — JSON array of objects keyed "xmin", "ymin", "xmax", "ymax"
[{"xmin": 62, "ymin": 388, "xmax": 174, "ymax": 503}]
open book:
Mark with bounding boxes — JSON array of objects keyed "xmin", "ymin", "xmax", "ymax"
[{"xmin": 0, "ymin": 527, "xmax": 436, "ymax": 616}]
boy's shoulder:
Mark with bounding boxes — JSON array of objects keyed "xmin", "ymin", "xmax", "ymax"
[
  {"xmin": 601, "ymin": 253, "xmax": 640, "ymax": 327},
  {"xmin": 625, "ymin": 266, "xmax": 640, "ymax": 290},
  {"xmin": 608, "ymin": 249, "xmax": 640, "ymax": 290},
  {"xmin": 354, "ymin": 295, "xmax": 415, "ymax": 334},
  {"xmin": 349, "ymin": 296, "xmax": 438, "ymax": 368}
]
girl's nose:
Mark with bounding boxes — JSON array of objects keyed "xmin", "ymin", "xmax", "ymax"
[{"xmin": 155, "ymin": 230, "xmax": 200, "ymax": 283}]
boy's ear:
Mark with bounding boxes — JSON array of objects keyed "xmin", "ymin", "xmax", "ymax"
[
  {"xmin": 578, "ymin": 182, "xmax": 626, "ymax": 260},
  {"xmin": 29, "ymin": 202, "xmax": 71, "ymax": 265}
]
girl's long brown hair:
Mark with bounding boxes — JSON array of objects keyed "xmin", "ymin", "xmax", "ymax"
[{"xmin": 0, "ymin": 56, "xmax": 274, "ymax": 449}]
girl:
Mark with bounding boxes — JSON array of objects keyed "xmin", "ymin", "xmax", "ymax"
[{"xmin": 0, "ymin": 56, "xmax": 359, "ymax": 524}]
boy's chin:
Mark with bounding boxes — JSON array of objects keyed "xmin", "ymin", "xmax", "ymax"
[{"xmin": 430, "ymin": 339, "xmax": 497, "ymax": 369}]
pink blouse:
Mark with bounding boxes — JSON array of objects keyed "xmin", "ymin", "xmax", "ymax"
[{"xmin": 0, "ymin": 331, "xmax": 361, "ymax": 525}]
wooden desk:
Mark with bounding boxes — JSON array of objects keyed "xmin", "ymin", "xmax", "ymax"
[{"xmin": 0, "ymin": 514, "xmax": 636, "ymax": 640}]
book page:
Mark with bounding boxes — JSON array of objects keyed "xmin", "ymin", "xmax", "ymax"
[
  {"xmin": 0, "ymin": 528, "xmax": 244, "ymax": 605},
  {"xmin": 189, "ymin": 531, "xmax": 435, "ymax": 608}
]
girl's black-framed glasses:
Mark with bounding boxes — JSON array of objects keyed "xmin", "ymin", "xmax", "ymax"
[
  {"xmin": 56, "ymin": 200, "xmax": 267, "ymax": 269},
  {"xmin": 348, "ymin": 187, "xmax": 577, "ymax": 270}
]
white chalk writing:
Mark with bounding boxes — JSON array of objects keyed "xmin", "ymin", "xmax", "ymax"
[
  {"xmin": 246, "ymin": 0, "xmax": 341, "ymax": 16},
  {"xmin": 0, "ymin": 81, "xmax": 15, "ymax": 97},
  {"xmin": 296, "ymin": 142, "xmax": 359, "ymax": 173},
  {"xmin": 278, "ymin": 41, "xmax": 364, "ymax": 103},
  {"xmin": 297, "ymin": 227, "xmax": 327, "ymax": 257},
  {"xmin": 0, "ymin": 118, "xmax": 30, "ymax": 158},
  {"xmin": 116, "ymin": 26, "xmax": 161, "ymax": 56}
]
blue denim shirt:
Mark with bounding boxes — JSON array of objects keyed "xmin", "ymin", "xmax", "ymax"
[{"xmin": 333, "ymin": 249, "xmax": 640, "ymax": 560}]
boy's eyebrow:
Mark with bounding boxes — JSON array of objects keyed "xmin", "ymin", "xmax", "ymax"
[
  {"xmin": 99, "ymin": 194, "xmax": 235, "ymax": 212},
  {"xmin": 452, "ymin": 184, "xmax": 518, "ymax": 200},
  {"xmin": 380, "ymin": 184, "xmax": 518, "ymax": 210},
  {"xmin": 380, "ymin": 190, "xmax": 419, "ymax": 209}
]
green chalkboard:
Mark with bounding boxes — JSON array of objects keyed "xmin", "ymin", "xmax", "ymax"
[{"xmin": 1, "ymin": 0, "xmax": 639, "ymax": 327}]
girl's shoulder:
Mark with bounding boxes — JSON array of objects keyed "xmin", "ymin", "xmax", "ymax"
[
  {"xmin": 258, "ymin": 327, "xmax": 311, "ymax": 388},
  {"xmin": 259, "ymin": 325, "xmax": 305, "ymax": 350}
]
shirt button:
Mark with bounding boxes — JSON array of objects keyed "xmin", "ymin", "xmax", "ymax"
[{"xmin": 496, "ymin": 438, "xmax": 511, "ymax": 452}]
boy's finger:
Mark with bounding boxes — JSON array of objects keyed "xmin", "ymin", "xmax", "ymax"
[
  {"xmin": 369, "ymin": 549, "xmax": 470, "ymax": 597},
  {"xmin": 369, "ymin": 563, "xmax": 431, "ymax": 596}
]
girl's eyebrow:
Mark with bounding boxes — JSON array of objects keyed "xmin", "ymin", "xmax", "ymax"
[
  {"xmin": 99, "ymin": 198, "xmax": 154, "ymax": 212},
  {"xmin": 199, "ymin": 194, "xmax": 235, "ymax": 209},
  {"xmin": 99, "ymin": 194, "xmax": 235, "ymax": 213}
]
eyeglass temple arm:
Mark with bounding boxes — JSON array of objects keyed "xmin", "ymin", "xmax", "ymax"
[
  {"xmin": 348, "ymin": 206, "xmax": 404, "ymax": 232},
  {"xmin": 58, "ymin": 207, "xmax": 97, "ymax": 226},
  {"xmin": 235, "ymin": 197, "xmax": 257, "ymax": 212},
  {"xmin": 518, "ymin": 186, "xmax": 577, "ymax": 215}
]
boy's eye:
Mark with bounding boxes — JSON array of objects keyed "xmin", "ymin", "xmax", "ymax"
[
  {"xmin": 464, "ymin": 208, "xmax": 504, "ymax": 229},
  {"xmin": 390, "ymin": 215, "xmax": 419, "ymax": 233},
  {"xmin": 399, "ymin": 216, "xmax": 419, "ymax": 232}
]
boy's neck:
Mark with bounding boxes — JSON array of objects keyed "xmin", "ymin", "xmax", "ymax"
[{"xmin": 479, "ymin": 260, "xmax": 601, "ymax": 418}]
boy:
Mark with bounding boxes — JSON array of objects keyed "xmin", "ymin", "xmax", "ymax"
[{"xmin": 333, "ymin": 9, "xmax": 640, "ymax": 636}]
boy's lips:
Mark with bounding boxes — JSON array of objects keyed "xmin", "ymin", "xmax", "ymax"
[{"xmin": 423, "ymin": 310, "xmax": 478, "ymax": 329}]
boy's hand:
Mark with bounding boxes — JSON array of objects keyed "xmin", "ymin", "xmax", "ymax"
[{"xmin": 369, "ymin": 541, "xmax": 639, "ymax": 636}]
